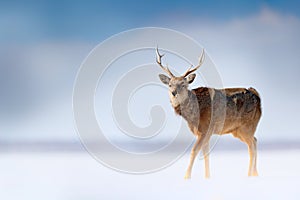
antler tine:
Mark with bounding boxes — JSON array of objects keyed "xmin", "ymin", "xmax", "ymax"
[
  {"xmin": 182, "ymin": 49, "xmax": 205, "ymax": 77},
  {"xmin": 156, "ymin": 47, "xmax": 174, "ymax": 77}
]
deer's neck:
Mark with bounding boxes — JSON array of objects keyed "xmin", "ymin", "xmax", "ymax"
[
  {"xmin": 172, "ymin": 90, "xmax": 197, "ymax": 117},
  {"xmin": 169, "ymin": 89, "xmax": 189, "ymax": 108}
]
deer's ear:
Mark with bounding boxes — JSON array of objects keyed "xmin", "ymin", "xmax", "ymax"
[
  {"xmin": 159, "ymin": 74, "xmax": 170, "ymax": 85},
  {"xmin": 186, "ymin": 74, "xmax": 196, "ymax": 84}
]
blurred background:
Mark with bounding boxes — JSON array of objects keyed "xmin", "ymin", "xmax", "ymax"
[
  {"xmin": 1, "ymin": 0, "xmax": 299, "ymax": 148},
  {"xmin": 0, "ymin": 0, "xmax": 300, "ymax": 199}
]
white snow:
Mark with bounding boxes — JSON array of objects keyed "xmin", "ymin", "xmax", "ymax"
[{"xmin": 0, "ymin": 150, "xmax": 299, "ymax": 200}]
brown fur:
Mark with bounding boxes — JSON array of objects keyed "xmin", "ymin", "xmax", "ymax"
[{"xmin": 174, "ymin": 87, "xmax": 261, "ymax": 135}]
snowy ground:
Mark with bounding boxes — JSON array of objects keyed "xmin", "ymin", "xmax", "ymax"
[{"xmin": 0, "ymin": 149, "xmax": 299, "ymax": 200}]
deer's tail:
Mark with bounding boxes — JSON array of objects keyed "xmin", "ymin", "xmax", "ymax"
[
  {"xmin": 248, "ymin": 87, "xmax": 260, "ymax": 98},
  {"xmin": 248, "ymin": 87, "xmax": 262, "ymax": 117}
]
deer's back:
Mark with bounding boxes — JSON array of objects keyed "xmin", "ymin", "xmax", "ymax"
[{"xmin": 191, "ymin": 87, "xmax": 262, "ymax": 135}]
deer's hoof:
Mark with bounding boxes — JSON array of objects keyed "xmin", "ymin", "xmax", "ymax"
[
  {"xmin": 184, "ymin": 173, "xmax": 191, "ymax": 180},
  {"xmin": 248, "ymin": 172, "xmax": 259, "ymax": 177},
  {"xmin": 205, "ymin": 175, "xmax": 210, "ymax": 179},
  {"xmin": 252, "ymin": 171, "xmax": 259, "ymax": 177}
]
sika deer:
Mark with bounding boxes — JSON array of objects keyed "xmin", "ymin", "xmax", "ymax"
[{"xmin": 156, "ymin": 48, "xmax": 262, "ymax": 179}]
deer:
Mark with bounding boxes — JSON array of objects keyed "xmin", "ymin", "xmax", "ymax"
[{"xmin": 156, "ymin": 47, "xmax": 262, "ymax": 179}]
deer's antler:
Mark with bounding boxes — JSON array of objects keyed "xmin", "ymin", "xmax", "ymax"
[
  {"xmin": 182, "ymin": 49, "xmax": 205, "ymax": 77},
  {"xmin": 156, "ymin": 47, "xmax": 174, "ymax": 77}
]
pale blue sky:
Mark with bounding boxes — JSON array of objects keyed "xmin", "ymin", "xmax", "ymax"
[
  {"xmin": 0, "ymin": 1, "xmax": 299, "ymax": 143},
  {"xmin": 1, "ymin": 0, "xmax": 299, "ymax": 42}
]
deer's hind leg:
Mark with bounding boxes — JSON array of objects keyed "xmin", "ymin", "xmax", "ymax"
[
  {"xmin": 233, "ymin": 129, "xmax": 258, "ymax": 177},
  {"xmin": 250, "ymin": 137, "xmax": 258, "ymax": 176},
  {"xmin": 245, "ymin": 136, "xmax": 258, "ymax": 176}
]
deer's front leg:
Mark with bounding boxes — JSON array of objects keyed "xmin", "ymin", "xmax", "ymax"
[
  {"xmin": 184, "ymin": 135, "xmax": 205, "ymax": 179},
  {"xmin": 202, "ymin": 142, "xmax": 210, "ymax": 179}
]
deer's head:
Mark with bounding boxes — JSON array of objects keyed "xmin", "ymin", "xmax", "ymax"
[{"xmin": 156, "ymin": 48, "xmax": 205, "ymax": 107}]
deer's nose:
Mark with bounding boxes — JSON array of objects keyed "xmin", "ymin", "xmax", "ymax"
[{"xmin": 172, "ymin": 91, "xmax": 177, "ymax": 96}]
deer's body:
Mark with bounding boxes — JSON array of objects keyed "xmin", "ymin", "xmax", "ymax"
[
  {"xmin": 156, "ymin": 48, "xmax": 262, "ymax": 179},
  {"xmin": 173, "ymin": 87, "xmax": 261, "ymax": 136}
]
